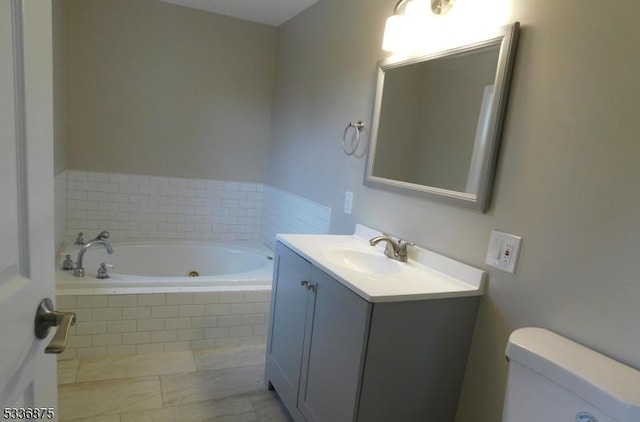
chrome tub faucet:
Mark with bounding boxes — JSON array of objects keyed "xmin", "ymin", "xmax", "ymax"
[
  {"xmin": 74, "ymin": 231, "xmax": 113, "ymax": 277},
  {"xmin": 369, "ymin": 233, "xmax": 414, "ymax": 262}
]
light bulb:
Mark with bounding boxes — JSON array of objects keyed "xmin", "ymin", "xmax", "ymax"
[
  {"xmin": 382, "ymin": 14, "xmax": 408, "ymax": 52},
  {"xmin": 405, "ymin": 0, "xmax": 430, "ymax": 20}
]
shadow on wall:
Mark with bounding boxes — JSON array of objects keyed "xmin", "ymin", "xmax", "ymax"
[{"xmin": 455, "ymin": 297, "xmax": 511, "ymax": 421}]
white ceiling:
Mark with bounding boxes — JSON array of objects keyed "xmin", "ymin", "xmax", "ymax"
[{"xmin": 157, "ymin": 0, "xmax": 319, "ymax": 26}]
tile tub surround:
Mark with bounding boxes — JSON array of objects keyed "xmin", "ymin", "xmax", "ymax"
[
  {"xmin": 61, "ymin": 170, "xmax": 331, "ymax": 245},
  {"xmin": 56, "ymin": 171, "xmax": 330, "ymax": 360},
  {"xmin": 56, "ymin": 291, "xmax": 270, "ymax": 360}
]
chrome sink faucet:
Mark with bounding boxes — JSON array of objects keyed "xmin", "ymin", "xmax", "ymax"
[
  {"xmin": 369, "ymin": 233, "xmax": 414, "ymax": 262},
  {"xmin": 74, "ymin": 231, "xmax": 113, "ymax": 277}
]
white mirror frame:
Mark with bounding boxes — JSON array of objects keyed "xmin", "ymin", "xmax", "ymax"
[{"xmin": 365, "ymin": 22, "xmax": 520, "ymax": 212}]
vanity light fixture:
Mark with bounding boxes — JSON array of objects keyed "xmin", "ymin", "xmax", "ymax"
[
  {"xmin": 431, "ymin": 0, "xmax": 455, "ymax": 15},
  {"xmin": 382, "ymin": 0, "xmax": 455, "ymax": 51}
]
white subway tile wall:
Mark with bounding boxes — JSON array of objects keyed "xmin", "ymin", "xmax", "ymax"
[
  {"xmin": 57, "ymin": 291, "xmax": 270, "ymax": 360},
  {"xmin": 62, "ymin": 170, "xmax": 331, "ymax": 246},
  {"xmin": 65, "ymin": 170, "xmax": 264, "ymax": 242},
  {"xmin": 261, "ymin": 185, "xmax": 332, "ymax": 250}
]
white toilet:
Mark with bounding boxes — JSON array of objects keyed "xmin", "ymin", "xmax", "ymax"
[{"xmin": 503, "ymin": 327, "xmax": 640, "ymax": 422}]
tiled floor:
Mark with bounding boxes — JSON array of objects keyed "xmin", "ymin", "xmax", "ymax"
[{"xmin": 57, "ymin": 344, "xmax": 292, "ymax": 422}]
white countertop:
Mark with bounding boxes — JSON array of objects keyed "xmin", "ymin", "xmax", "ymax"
[{"xmin": 276, "ymin": 224, "xmax": 486, "ymax": 303}]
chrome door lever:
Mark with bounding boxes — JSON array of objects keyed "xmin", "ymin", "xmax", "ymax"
[{"xmin": 34, "ymin": 298, "xmax": 76, "ymax": 354}]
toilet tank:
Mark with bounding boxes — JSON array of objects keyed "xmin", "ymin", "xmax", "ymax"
[{"xmin": 502, "ymin": 328, "xmax": 640, "ymax": 422}]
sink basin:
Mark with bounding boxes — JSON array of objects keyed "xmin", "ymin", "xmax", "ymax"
[{"xmin": 323, "ymin": 248, "xmax": 402, "ymax": 275}]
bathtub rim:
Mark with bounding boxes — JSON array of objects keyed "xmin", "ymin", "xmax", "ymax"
[
  {"xmin": 56, "ymin": 239, "xmax": 274, "ymax": 296},
  {"xmin": 56, "ymin": 283, "xmax": 272, "ymax": 297}
]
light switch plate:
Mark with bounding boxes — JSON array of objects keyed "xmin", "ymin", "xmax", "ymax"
[
  {"xmin": 486, "ymin": 230, "xmax": 522, "ymax": 273},
  {"xmin": 344, "ymin": 191, "xmax": 354, "ymax": 215}
]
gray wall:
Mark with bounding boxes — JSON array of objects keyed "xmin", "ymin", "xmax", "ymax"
[
  {"xmin": 266, "ymin": 1, "xmax": 640, "ymax": 421},
  {"xmin": 59, "ymin": 0, "xmax": 277, "ymax": 182},
  {"xmin": 52, "ymin": 0, "xmax": 66, "ymax": 175}
]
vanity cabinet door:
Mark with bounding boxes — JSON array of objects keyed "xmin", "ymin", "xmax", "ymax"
[
  {"xmin": 265, "ymin": 242, "xmax": 312, "ymax": 419},
  {"xmin": 297, "ymin": 266, "xmax": 371, "ymax": 422}
]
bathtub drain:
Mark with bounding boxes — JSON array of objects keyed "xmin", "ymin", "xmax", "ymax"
[{"xmin": 188, "ymin": 270, "xmax": 199, "ymax": 277}]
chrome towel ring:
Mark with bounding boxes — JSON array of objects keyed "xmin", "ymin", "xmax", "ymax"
[{"xmin": 342, "ymin": 121, "xmax": 365, "ymax": 156}]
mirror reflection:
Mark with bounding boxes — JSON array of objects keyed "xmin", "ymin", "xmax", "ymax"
[
  {"xmin": 365, "ymin": 23, "xmax": 520, "ymax": 212},
  {"xmin": 374, "ymin": 45, "xmax": 500, "ymax": 193}
]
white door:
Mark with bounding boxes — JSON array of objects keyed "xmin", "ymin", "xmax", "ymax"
[{"xmin": 0, "ymin": 0, "xmax": 58, "ymax": 418}]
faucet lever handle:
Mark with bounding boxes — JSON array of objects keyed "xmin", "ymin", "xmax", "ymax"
[
  {"xmin": 62, "ymin": 254, "xmax": 74, "ymax": 270},
  {"xmin": 96, "ymin": 231, "xmax": 110, "ymax": 240},
  {"xmin": 97, "ymin": 262, "xmax": 111, "ymax": 279},
  {"xmin": 74, "ymin": 232, "xmax": 85, "ymax": 245},
  {"xmin": 396, "ymin": 241, "xmax": 415, "ymax": 263}
]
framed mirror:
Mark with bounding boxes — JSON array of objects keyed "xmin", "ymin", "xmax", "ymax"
[{"xmin": 365, "ymin": 23, "xmax": 520, "ymax": 212}]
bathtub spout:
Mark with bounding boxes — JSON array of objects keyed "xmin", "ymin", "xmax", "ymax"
[{"xmin": 73, "ymin": 231, "xmax": 113, "ymax": 277}]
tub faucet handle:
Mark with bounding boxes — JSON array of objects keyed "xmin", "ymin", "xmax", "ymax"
[
  {"xmin": 74, "ymin": 232, "xmax": 85, "ymax": 245},
  {"xmin": 94, "ymin": 231, "xmax": 110, "ymax": 241},
  {"xmin": 62, "ymin": 254, "xmax": 74, "ymax": 270},
  {"xmin": 96, "ymin": 263, "xmax": 112, "ymax": 279}
]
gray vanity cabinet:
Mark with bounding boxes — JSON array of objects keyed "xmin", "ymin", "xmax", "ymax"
[
  {"xmin": 266, "ymin": 241, "xmax": 479, "ymax": 422},
  {"xmin": 266, "ymin": 242, "xmax": 370, "ymax": 422}
]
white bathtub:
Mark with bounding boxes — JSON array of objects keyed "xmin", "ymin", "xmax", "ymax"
[{"xmin": 56, "ymin": 240, "xmax": 274, "ymax": 294}]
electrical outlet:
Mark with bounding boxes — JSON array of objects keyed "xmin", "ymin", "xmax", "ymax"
[
  {"xmin": 502, "ymin": 243, "xmax": 514, "ymax": 264},
  {"xmin": 486, "ymin": 230, "xmax": 522, "ymax": 273},
  {"xmin": 344, "ymin": 191, "xmax": 354, "ymax": 215}
]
